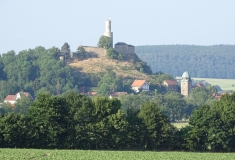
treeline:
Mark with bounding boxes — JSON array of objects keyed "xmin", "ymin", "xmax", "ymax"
[
  {"xmin": 0, "ymin": 91, "xmax": 234, "ymax": 151},
  {"xmin": 135, "ymin": 45, "xmax": 235, "ymax": 78}
]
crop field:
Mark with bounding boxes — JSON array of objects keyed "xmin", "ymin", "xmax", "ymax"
[
  {"xmin": 1, "ymin": 149, "xmax": 235, "ymax": 160},
  {"xmin": 192, "ymin": 77, "xmax": 235, "ymax": 91}
]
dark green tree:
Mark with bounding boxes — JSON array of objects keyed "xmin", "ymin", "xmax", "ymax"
[
  {"xmin": 77, "ymin": 45, "xmax": 87, "ymax": 59},
  {"xmin": 98, "ymin": 36, "xmax": 112, "ymax": 49},
  {"xmin": 27, "ymin": 92, "xmax": 68, "ymax": 148},
  {"xmin": 0, "ymin": 113, "xmax": 30, "ymax": 148},
  {"xmin": 138, "ymin": 102, "xmax": 175, "ymax": 149}
]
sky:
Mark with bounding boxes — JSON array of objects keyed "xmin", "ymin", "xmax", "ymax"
[{"xmin": 0, "ymin": 0, "xmax": 235, "ymax": 54}]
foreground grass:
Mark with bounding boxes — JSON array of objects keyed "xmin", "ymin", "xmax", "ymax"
[{"xmin": 1, "ymin": 149, "xmax": 235, "ymax": 160}]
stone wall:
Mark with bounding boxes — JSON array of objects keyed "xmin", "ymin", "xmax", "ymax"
[
  {"xmin": 115, "ymin": 43, "xmax": 135, "ymax": 54},
  {"xmin": 83, "ymin": 46, "xmax": 106, "ymax": 57}
]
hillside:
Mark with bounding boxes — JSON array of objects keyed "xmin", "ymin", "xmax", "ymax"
[
  {"xmin": 136, "ymin": 45, "xmax": 235, "ymax": 78},
  {"xmin": 68, "ymin": 47, "xmax": 151, "ymax": 80}
]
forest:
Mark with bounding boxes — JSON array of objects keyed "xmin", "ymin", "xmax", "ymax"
[
  {"xmin": 136, "ymin": 45, "xmax": 235, "ymax": 78},
  {"xmin": 0, "ymin": 91, "xmax": 235, "ymax": 152}
]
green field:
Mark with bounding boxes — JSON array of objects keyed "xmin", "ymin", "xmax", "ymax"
[
  {"xmin": 172, "ymin": 122, "xmax": 188, "ymax": 129},
  {"xmin": 192, "ymin": 77, "xmax": 235, "ymax": 91},
  {"xmin": 1, "ymin": 149, "xmax": 235, "ymax": 160}
]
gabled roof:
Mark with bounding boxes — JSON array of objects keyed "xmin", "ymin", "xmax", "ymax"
[
  {"xmin": 131, "ymin": 80, "xmax": 146, "ymax": 87},
  {"xmin": 4, "ymin": 95, "xmax": 16, "ymax": 101},
  {"xmin": 163, "ymin": 80, "xmax": 178, "ymax": 86}
]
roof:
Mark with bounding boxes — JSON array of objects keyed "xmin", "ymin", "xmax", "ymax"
[
  {"xmin": 115, "ymin": 42, "xmax": 127, "ymax": 45},
  {"xmin": 131, "ymin": 80, "xmax": 146, "ymax": 87},
  {"xmin": 182, "ymin": 71, "xmax": 191, "ymax": 79},
  {"xmin": 163, "ymin": 80, "xmax": 178, "ymax": 86},
  {"xmin": 4, "ymin": 95, "xmax": 16, "ymax": 101},
  {"xmin": 197, "ymin": 83, "xmax": 205, "ymax": 88}
]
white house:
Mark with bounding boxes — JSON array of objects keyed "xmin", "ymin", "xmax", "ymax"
[
  {"xmin": 131, "ymin": 80, "xmax": 149, "ymax": 93},
  {"xmin": 4, "ymin": 92, "xmax": 32, "ymax": 106}
]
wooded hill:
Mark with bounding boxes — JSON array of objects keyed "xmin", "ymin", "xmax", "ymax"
[
  {"xmin": 0, "ymin": 44, "xmax": 153, "ymax": 101},
  {"xmin": 135, "ymin": 45, "xmax": 235, "ymax": 78}
]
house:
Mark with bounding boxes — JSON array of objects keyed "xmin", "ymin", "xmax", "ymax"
[
  {"xmin": 109, "ymin": 92, "xmax": 127, "ymax": 99},
  {"xmin": 162, "ymin": 80, "xmax": 178, "ymax": 92},
  {"xmin": 4, "ymin": 92, "xmax": 32, "ymax": 106},
  {"xmin": 131, "ymin": 80, "xmax": 149, "ymax": 93},
  {"xmin": 84, "ymin": 91, "xmax": 97, "ymax": 97}
]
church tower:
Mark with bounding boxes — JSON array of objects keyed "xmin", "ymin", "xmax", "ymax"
[
  {"xmin": 181, "ymin": 71, "xmax": 192, "ymax": 97},
  {"xmin": 103, "ymin": 19, "xmax": 113, "ymax": 48}
]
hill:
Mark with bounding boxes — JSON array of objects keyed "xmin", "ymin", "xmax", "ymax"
[
  {"xmin": 135, "ymin": 45, "xmax": 235, "ymax": 78},
  {"xmin": 68, "ymin": 46, "xmax": 151, "ymax": 80}
]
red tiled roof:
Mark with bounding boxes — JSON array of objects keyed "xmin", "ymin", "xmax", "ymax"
[
  {"xmin": 197, "ymin": 83, "xmax": 205, "ymax": 88},
  {"xmin": 131, "ymin": 80, "xmax": 146, "ymax": 87},
  {"xmin": 4, "ymin": 95, "xmax": 17, "ymax": 101},
  {"xmin": 163, "ymin": 80, "xmax": 178, "ymax": 85}
]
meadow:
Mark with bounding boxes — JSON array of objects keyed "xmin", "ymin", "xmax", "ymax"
[
  {"xmin": 192, "ymin": 77, "xmax": 235, "ymax": 91},
  {"xmin": 172, "ymin": 122, "xmax": 188, "ymax": 129},
  {"xmin": 1, "ymin": 149, "xmax": 235, "ymax": 160}
]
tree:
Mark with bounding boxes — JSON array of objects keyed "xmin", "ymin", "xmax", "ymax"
[
  {"xmin": 138, "ymin": 102, "xmax": 175, "ymax": 149},
  {"xmin": 14, "ymin": 97, "xmax": 33, "ymax": 115},
  {"xmin": 0, "ymin": 113, "xmax": 30, "ymax": 148},
  {"xmin": 98, "ymin": 36, "xmax": 111, "ymax": 49},
  {"xmin": 106, "ymin": 48, "xmax": 123, "ymax": 60},
  {"xmin": 77, "ymin": 45, "xmax": 86, "ymax": 59},
  {"xmin": 163, "ymin": 92, "xmax": 187, "ymax": 121},
  {"xmin": 61, "ymin": 42, "xmax": 70, "ymax": 53},
  {"xmin": 27, "ymin": 92, "xmax": 69, "ymax": 148},
  {"xmin": 91, "ymin": 97, "xmax": 128, "ymax": 149},
  {"xmin": 63, "ymin": 92, "xmax": 93, "ymax": 149},
  {"xmin": 97, "ymin": 70, "xmax": 123, "ymax": 96}
]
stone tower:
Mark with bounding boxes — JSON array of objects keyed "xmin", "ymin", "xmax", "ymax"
[
  {"xmin": 103, "ymin": 20, "xmax": 113, "ymax": 48},
  {"xmin": 181, "ymin": 71, "xmax": 192, "ymax": 96}
]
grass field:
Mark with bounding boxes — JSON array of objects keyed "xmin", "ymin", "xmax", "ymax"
[
  {"xmin": 172, "ymin": 122, "xmax": 189, "ymax": 129},
  {"xmin": 1, "ymin": 149, "xmax": 235, "ymax": 160},
  {"xmin": 192, "ymin": 77, "xmax": 235, "ymax": 91}
]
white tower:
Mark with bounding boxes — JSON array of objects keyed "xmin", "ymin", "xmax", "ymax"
[{"xmin": 103, "ymin": 19, "xmax": 113, "ymax": 48}]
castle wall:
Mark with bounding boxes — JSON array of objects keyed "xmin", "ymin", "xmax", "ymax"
[
  {"xmin": 115, "ymin": 44, "xmax": 135, "ymax": 54},
  {"xmin": 83, "ymin": 46, "xmax": 106, "ymax": 57}
]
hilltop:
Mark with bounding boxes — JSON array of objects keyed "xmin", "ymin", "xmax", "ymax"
[{"xmin": 68, "ymin": 46, "xmax": 151, "ymax": 80}]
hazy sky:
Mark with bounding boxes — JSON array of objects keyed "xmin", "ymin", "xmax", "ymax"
[{"xmin": 1, "ymin": 0, "xmax": 235, "ymax": 54}]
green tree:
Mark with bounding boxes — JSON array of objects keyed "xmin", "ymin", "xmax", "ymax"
[
  {"xmin": 61, "ymin": 42, "xmax": 70, "ymax": 53},
  {"xmin": 98, "ymin": 36, "xmax": 111, "ymax": 49},
  {"xmin": 14, "ymin": 97, "xmax": 33, "ymax": 115},
  {"xmin": 106, "ymin": 48, "xmax": 123, "ymax": 60},
  {"xmin": 77, "ymin": 45, "xmax": 86, "ymax": 59},
  {"xmin": 63, "ymin": 92, "xmax": 93, "ymax": 149},
  {"xmin": 90, "ymin": 97, "xmax": 128, "ymax": 149},
  {"xmin": 163, "ymin": 92, "xmax": 187, "ymax": 121},
  {"xmin": 97, "ymin": 70, "xmax": 123, "ymax": 96},
  {"xmin": 27, "ymin": 92, "xmax": 69, "ymax": 148},
  {"xmin": 0, "ymin": 113, "xmax": 30, "ymax": 148},
  {"xmin": 138, "ymin": 102, "xmax": 175, "ymax": 149}
]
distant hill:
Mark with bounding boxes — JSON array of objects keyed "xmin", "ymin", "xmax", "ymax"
[{"xmin": 135, "ymin": 45, "xmax": 235, "ymax": 78}]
